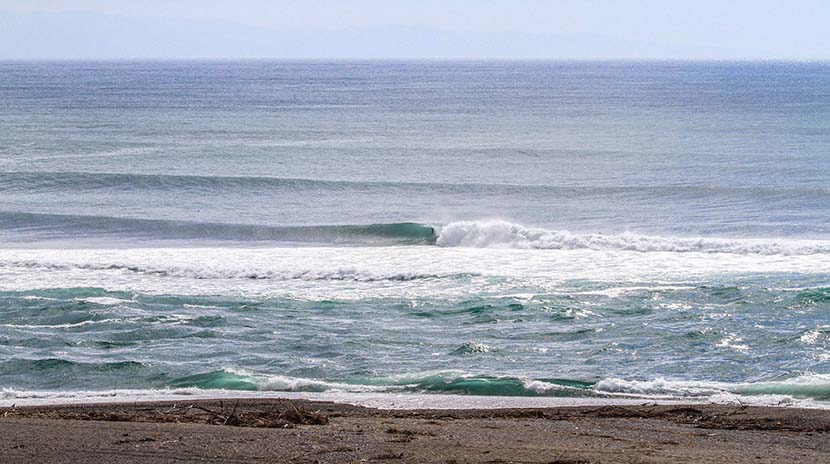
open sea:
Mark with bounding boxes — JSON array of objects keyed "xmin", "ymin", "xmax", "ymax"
[{"xmin": 1, "ymin": 61, "xmax": 830, "ymax": 408}]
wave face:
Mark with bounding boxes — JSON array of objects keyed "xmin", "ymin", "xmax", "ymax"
[
  {"xmin": 436, "ymin": 220, "xmax": 830, "ymax": 255},
  {"xmin": 0, "ymin": 211, "xmax": 436, "ymax": 245}
]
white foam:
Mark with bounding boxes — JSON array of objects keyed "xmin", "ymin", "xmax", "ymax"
[
  {"xmin": 595, "ymin": 374, "xmax": 830, "ymax": 403},
  {"xmin": 219, "ymin": 367, "xmax": 389, "ymax": 393},
  {"xmin": 437, "ymin": 220, "xmax": 830, "ymax": 255},
  {"xmin": 0, "ymin": 387, "xmax": 692, "ymax": 409},
  {"xmin": 1, "ymin": 387, "xmax": 826, "ymax": 410},
  {"xmin": 0, "ymin": 245, "xmax": 828, "ymax": 301},
  {"xmin": 522, "ymin": 379, "xmax": 570, "ymax": 394}
]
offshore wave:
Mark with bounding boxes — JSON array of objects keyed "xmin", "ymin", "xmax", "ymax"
[
  {"xmin": 0, "ymin": 171, "xmax": 433, "ymax": 192},
  {"xmin": 4, "ymin": 171, "xmax": 830, "ymax": 196},
  {"xmin": 436, "ymin": 220, "xmax": 830, "ymax": 255},
  {"xmin": 3, "ymin": 212, "xmax": 829, "ymax": 255},
  {"xmin": 0, "ymin": 211, "xmax": 436, "ymax": 245}
]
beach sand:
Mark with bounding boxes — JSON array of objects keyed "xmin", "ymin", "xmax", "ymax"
[{"xmin": 1, "ymin": 399, "xmax": 829, "ymax": 463}]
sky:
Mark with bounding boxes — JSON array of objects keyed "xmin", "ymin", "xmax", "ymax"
[{"xmin": 1, "ymin": 0, "xmax": 828, "ymax": 59}]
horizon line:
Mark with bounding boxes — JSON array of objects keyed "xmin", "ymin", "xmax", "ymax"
[{"xmin": 2, "ymin": 57, "xmax": 830, "ymax": 63}]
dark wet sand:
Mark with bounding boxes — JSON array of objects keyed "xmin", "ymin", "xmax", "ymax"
[{"xmin": 2, "ymin": 399, "xmax": 829, "ymax": 463}]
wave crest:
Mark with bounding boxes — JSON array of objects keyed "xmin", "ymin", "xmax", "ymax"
[{"xmin": 436, "ymin": 220, "xmax": 830, "ymax": 255}]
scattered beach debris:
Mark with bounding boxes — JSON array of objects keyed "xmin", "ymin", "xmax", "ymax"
[{"xmin": 0, "ymin": 399, "xmax": 329, "ymax": 429}]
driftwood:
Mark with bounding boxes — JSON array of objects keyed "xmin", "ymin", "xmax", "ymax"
[
  {"xmin": 179, "ymin": 400, "xmax": 328, "ymax": 427},
  {"xmin": 0, "ymin": 399, "xmax": 329, "ymax": 429}
]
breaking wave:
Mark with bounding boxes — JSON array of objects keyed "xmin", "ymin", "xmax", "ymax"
[
  {"xmin": 3, "ymin": 366, "xmax": 830, "ymax": 407},
  {"xmin": 2, "ymin": 212, "xmax": 829, "ymax": 255},
  {"xmin": 165, "ymin": 370, "xmax": 830, "ymax": 404},
  {"xmin": 436, "ymin": 220, "xmax": 830, "ymax": 255},
  {"xmin": 594, "ymin": 375, "xmax": 830, "ymax": 401}
]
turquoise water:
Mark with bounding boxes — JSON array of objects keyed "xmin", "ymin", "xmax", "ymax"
[{"xmin": 1, "ymin": 61, "xmax": 829, "ymax": 406}]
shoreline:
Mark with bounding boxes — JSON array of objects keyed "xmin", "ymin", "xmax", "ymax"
[
  {"xmin": 5, "ymin": 388, "xmax": 826, "ymax": 411},
  {"xmin": 0, "ymin": 389, "xmax": 711, "ymax": 410},
  {"xmin": 2, "ymin": 397, "xmax": 830, "ymax": 463}
]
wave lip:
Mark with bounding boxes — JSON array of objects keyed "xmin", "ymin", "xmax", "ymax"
[{"xmin": 436, "ymin": 220, "xmax": 830, "ymax": 255}]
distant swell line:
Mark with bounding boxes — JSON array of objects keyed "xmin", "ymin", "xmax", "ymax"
[
  {"xmin": 2, "ymin": 171, "xmax": 830, "ymax": 196},
  {"xmin": 0, "ymin": 171, "xmax": 426, "ymax": 192}
]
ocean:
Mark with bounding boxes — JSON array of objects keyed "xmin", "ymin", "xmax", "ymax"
[{"xmin": 1, "ymin": 60, "xmax": 829, "ymax": 407}]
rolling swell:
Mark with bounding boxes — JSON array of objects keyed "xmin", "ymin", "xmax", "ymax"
[
  {"xmin": 5, "ymin": 170, "xmax": 830, "ymax": 196},
  {"xmin": 0, "ymin": 171, "xmax": 423, "ymax": 193},
  {"xmin": 0, "ymin": 211, "xmax": 437, "ymax": 245},
  {"xmin": 2, "ymin": 211, "xmax": 828, "ymax": 255}
]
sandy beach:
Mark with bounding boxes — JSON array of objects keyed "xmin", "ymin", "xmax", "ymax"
[{"xmin": 2, "ymin": 398, "xmax": 829, "ymax": 463}]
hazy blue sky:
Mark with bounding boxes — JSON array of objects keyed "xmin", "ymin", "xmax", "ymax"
[{"xmin": 1, "ymin": 0, "xmax": 828, "ymax": 59}]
